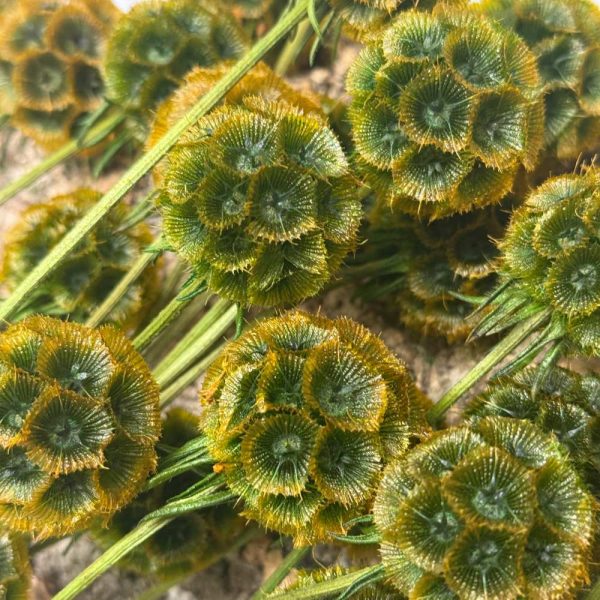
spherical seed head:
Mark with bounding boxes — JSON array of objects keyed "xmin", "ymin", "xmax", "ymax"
[
  {"xmin": 499, "ymin": 168, "xmax": 600, "ymax": 355},
  {"xmin": 0, "ymin": 316, "xmax": 160, "ymax": 539},
  {"xmin": 157, "ymin": 63, "xmax": 361, "ymax": 308},
  {"xmin": 1, "ymin": 188, "xmax": 160, "ymax": 331},
  {"xmin": 374, "ymin": 416, "xmax": 595, "ymax": 599},
  {"xmin": 481, "ymin": 0, "xmax": 600, "ymax": 160},
  {"xmin": 347, "ymin": 6, "xmax": 544, "ymax": 219},
  {"xmin": 200, "ymin": 311, "xmax": 431, "ymax": 545},
  {"xmin": 0, "ymin": 534, "xmax": 31, "ymax": 600},
  {"xmin": 103, "ymin": 0, "xmax": 247, "ymax": 122},
  {"xmin": 0, "ymin": 0, "xmax": 119, "ymax": 148}
]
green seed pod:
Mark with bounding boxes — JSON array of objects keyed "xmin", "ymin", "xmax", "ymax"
[
  {"xmin": 201, "ymin": 311, "xmax": 431, "ymax": 545},
  {"xmin": 347, "ymin": 5, "xmax": 544, "ymax": 219},
  {"xmin": 94, "ymin": 408, "xmax": 244, "ymax": 579},
  {"xmin": 0, "ymin": 316, "xmax": 160, "ymax": 539},
  {"xmin": 1, "ymin": 189, "xmax": 160, "ymax": 330},
  {"xmin": 494, "ymin": 168, "xmax": 600, "ymax": 356},
  {"xmin": 157, "ymin": 63, "xmax": 361, "ymax": 308},
  {"xmin": 103, "ymin": 0, "xmax": 247, "ymax": 126},
  {"xmin": 0, "ymin": 0, "xmax": 119, "ymax": 148},
  {"xmin": 374, "ymin": 416, "xmax": 595, "ymax": 599},
  {"xmin": 481, "ymin": 0, "xmax": 600, "ymax": 160},
  {"xmin": 0, "ymin": 534, "xmax": 31, "ymax": 600}
]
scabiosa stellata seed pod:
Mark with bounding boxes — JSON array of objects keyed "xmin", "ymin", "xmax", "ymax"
[
  {"xmin": 374, "ymin": 416, "xmax": 595, "ymax": 599},
  {"xmin": 94, "ymin": 409, "xmax": 244, "ymax": 578},
  {"xmin": 1, "ymin": 189, "xmax": 160, "ymax": 330},
  {"xmin": 200, "ymin": 311, "xmax": 431, "ymax": 546},
  {"xmin": 0, "ymin": 316, "xmax": 160, "ymax": 538},
  {"xmin": 0, "ymin": 0, "xmax": 119, "ymax": 148},
  {"xmin": 481, "ymin": 0, "xmax": 600, "ymax": 161},
  {"xmin": 0, "ymin": 534, "xmax": 31, "ymax": 600},
  {"xmin": 157, "ymin": 63, "xmax": 362, "ymax": 308},
  {"xmin": 347, "ymin": 6, "xmax": 544, "ymax": 219},
  {"xmin": 103, "ymin": 0, "xmax": 247, "ymax": 129}
]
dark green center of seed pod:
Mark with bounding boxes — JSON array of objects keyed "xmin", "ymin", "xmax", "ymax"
[
  {"xmin": 424, "ymin": 98, "xmax": 452, "ymax": 130},
  {"xmin": 473, "ymin": 486, "xmax": 509, "ymax": 521},
  {"xmin": 429, "ymin": 509, "xmax": 462, "ymax": 544},
  {"xmin": 272, "ymin": 433, "xmax": 303, "ymax": 463},
  {"xmin": 467, "ymin": 539, "xmax": 502, "ymax": 572},
  {"xmin": 48, "ymin": 415, "xmax": 83, "ymax": 448},
  {"xmin": 569, "ymin": 264, "xmax": 597, "ymax": 292}
]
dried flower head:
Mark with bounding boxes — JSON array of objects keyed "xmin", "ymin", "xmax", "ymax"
[
  {"xmin": 201, "ymin": 311, "xmax": 431, "ymax": 545},
  {"xmin": 347, "ymin": 6, "xmax": 544, "ymax": 219},
  {"xmin": 0, "ymin": 0, "xmax": 119, "ymax": 148},
  {"xmin": 104, "ymin": 0, "xmax": 247, "ymax": 123},
  {"xmin": 374, "ymin": 416, "xmax": 595, "ymax": 599},
  {"xmin": 1, "ymin": 189, "xmax": 160, "ymax": 330},
  {"xmin": 157, "ymin": 64, "xmax": 361, "ymax": 308},
  {"xmin": 0, "ymin": 316, "xmax": 160, "ymax": 538},
  {"xmin": 94, "ymin": 408, "xmax": 243, "ymax": 578},
  {"xmin": 486, "ymin": 168, "xmax": 600, "ymax": 357},
  {"xmin": 0, "ymin": 534, "xmax": 30, "ymax": 600},
  {"xmin": 481, "ymin": 0, "xmax": 600, "ymax": 160}
]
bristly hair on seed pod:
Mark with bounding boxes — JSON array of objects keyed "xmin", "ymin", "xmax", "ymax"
[
  {"xmin": 0, "ymin": 0, "xmax": 119, "ymax": 148},
  {"xmin": 156, "ymin": 63, "xmax": 362, "ymax": 308},
  {"xmin": 1, "ymin": 188, "xmax": 160, "ymax": 331},
  {"xmin": 374, "ymin": 416, "xmax": 595, "ymax": 599},
  {"xmin": 481, "ymin": 0, "xmax": 600, "ymax": 161},
  {"xmin": 0, "ymin": 534, "xmax": 31, "ymax": 600},
  {"xmin": 103, "ymin": 0, "xmax": 247, "ymax": 134},
  {"xmin": 0, "ymin": 316, "xmax": 160, "ymax": 539},
  {"xmin": 473, "ymin": 167, "xmax": 600, "ymax": 365},
  {"xmin": 94, "ymin": 409, "xmax": 244, "ymax": 579},
  {"xmin": 200, "ymin": 311, "xmax": 431, "ymax": 546},
  {"xmin": 346, "ymin": 4, "xmax": 544, "ymax": 219}
]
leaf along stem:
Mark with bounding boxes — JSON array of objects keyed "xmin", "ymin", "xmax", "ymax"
[
  {"xmin": 0, "ymin": 110, "xmax": 125, "ymax": 208},
  {"xmin": 427, "ymin": 308, "xmax": 553, "ymax": 424},
  {"xmin": 251, "ymin": 547, "xmax": 310, "ymax": 600},
  {"xmin": 0, "ymin": 0, "xmax": 314, "ymax": 324}
]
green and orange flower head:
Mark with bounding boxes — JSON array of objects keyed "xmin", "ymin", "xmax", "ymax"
[
  {"xmin": 200, "ymin": 311, "xmax": 431, "ymax": 546},
  {"xmin": 0, "ymin": 0, "xmax": 119, "ymax": 149},
  {"xmin": 0, "ymin": 316, "xmax": 160, "ymax": 539},
  {"xmin": 94, "ymin": 408, "xmax": 244, "ymax": 578},
  {"xmin": 466, "ymin": 367, "xmax": 600, "ymax": 482},
  {"xmin": 374, "ymin": 416, "xmax": 595, "ymax": 599},
  {"xmin": 481, "ymin": 0, "xmax": 600, "ymax": 161},
  {"xmin": 0, "ymin": 534, "xmax": 31, "ymax": 600},
  {"xmin": 157, "ymin": 63, "xmax": 362, "ymax": 308},
  {"xmin": 478, "ymin": 168, "xmax": 600, "ymax": 359},
  {"xmin": 1, "ymin": 189, "xmax": 160, "ymax": 330},
  {"xmin": 103, "ymin": 0, "xmax": 247, "ymax": 133},
  {"xmin": 346, "ymin": 5, "xmax": 544, "ymax": 219}
]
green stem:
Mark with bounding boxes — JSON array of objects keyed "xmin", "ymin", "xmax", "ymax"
[
  {"xmin": 0, "ymin": 111, "xmax": 124, "ymax": 208},
  {"xmin": 0, "ymin": 0, "xmax": 314, "ymax": 324},
  {"xmin": 52, "ymin": 518, "xmax": 172, "ymax": 600},
  {"xmin": 427, "ymin": 309, "xmax": 552, "ymax": 423},
  {"xmin": 267, "ymin": 565, "xmax": 383, "ymax": 599},
  {"xmin": 587, "ymin": 578, "xmax": 600, "ymax": 600},
  {"xmin": 85, "ymin": 248, "xmax": 160, "ymax": 329},
  {"xmin": 251, "ymin": 547, "xmax": 310, "ymax": 600},
  {"xmin": 275, "ymin": 17, "xmax": 313, "ymax": 75}
]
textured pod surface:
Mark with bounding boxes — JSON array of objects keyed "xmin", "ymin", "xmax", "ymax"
[
  {"xmin": 347, "ymin": 5, "xmax": 544, "ymax": 218},
  {"xmin": 497, "ymin": 168, "xmax": 600, "ymax": 356},
  {"xmin": 104, "ymin": 0, "xmax": 247, "ymax": 122},
  {"xmin": 374, "ymin": 416, "xmax": 595, "ymax": 599},
  {"xmin": 157, "ymin": 64, "xmax": 361, "ymax": 308},
  {"xmin": 1, "ymin": 188, "xmax": 160, "ymax": 330},
  {"xmin": 94, "ymin": 409, "xmax": 244, "ymax": 578},
  {"xmin": 481, "ymin": 0, "xmax": 600, "ymax": 160},
  {"xmin": 0, "ymin": 534, "xmax": 30, "ymax": 600},
  {"xmin": 0, "ymin": 316, "xmax": 160, "ymax": 538},
  {"xmin": 200, "ymin": 311, "xmax": 431, "ymax": 545},
  {"xmin": 0, "ymin": 0, "xmax": 119, "ymax": 148}
]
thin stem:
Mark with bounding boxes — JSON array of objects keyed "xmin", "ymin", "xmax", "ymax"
[
  {"xmin": 587, "ymin": 578, "xmax": 600, "ymax": 600},
  {"xmin": 427, "ymin": 309, "xmax": 552, "ymax": 423},
  {"xmin": 251, "ymin": 547, "xmax": 310, "ymax": 600},
  {"xmin": 0, "ymin": 111, "xmax": 124, "ymax": 208},
  {"xmin": 85, "ymin": 248, "xmax": 160, "ymax": 329},
  {"xmin": 267, "ymin": 565, "xmax": 383, "ymax": 599},
  {"xmin": 0, "ymin": 0, "xmax": 314, "ymax": 324},
  {"xmin": 275, "ymin": 18, "xmax": 313, "ymax": 75}
]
